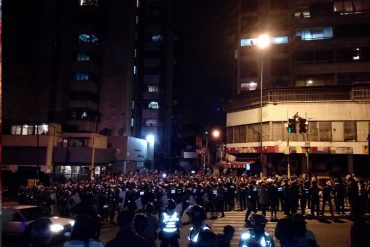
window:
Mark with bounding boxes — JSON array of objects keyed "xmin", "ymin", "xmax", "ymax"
[
  {"xmin": 76, "ymin": 53, "xmax": 91, "ymax": 61},
  {"xmin": 334, "ymin": 0, "xmax": 370, "ymax": 14},
  {"xmin": 152, "ymin": 34, "xmax": 162, "ymax": 42},
  {"xmin": 227, "ymin": 127, "xmax": 234, "ymax": 143},
  {"xmin": 133, "ymin": 65, "xmax": 137, "ymax": 75},
  {"xmin": 148, "ymin": 101, "xmax": 159, "ymax": 109},
  {"xmin": 308, "ymin": 122, "xmax": 319, "ymax": 141},
  {"xmin": 11, "ymin": 125, "xmax": 22, "ymax": 135},
  {"xmin": 319, "ymin": 122, "xmax": 332, "ymax": 141},
  {"xmin": 247, "ymin": 124, "xmax": 260, "ymax": 142},
  {"xmin": 241, "ymin": 35, "xmax": 289, "ymax": 47},
  {"xmin": 271, "ymin": 122, "xmax": 284, "ymax": 141},
  {"xmin": 344, "ymin": 121, "xmax": 356, "ymax": 141},
  {"xmin": 144, "ymin": 74, "xmax": 160, "ymax": 84},
  {"xmin": 296, "ymin": 27, "xmax": 333, "ymax": 40},
  {"xmin": 145, "ymin": 119, "xmax": 158, "ymax": 127},
  {"xmin": 80, "ymin": 0, "xmax": 98, "ymax": 6},
  {"xmin": 131, "ymin": 118, "xmax": 134, "ymax": 127},
  {"xmin": 68, "ymin": 138, "xmax": 88, "ymax": 147},
  {"xmin": 234, "ymin": 125, "xmax": 247, "ymax": 143},
  {"xmin": 148, "ymin": 85, "xmax": 159, "ymax": 92},
  {"xmin": 74, "ymin": 72, "xmax": 91, "ymax": 81},
  {"xmin": 78, "ymin": 34, "xmax": 99, "ymax": 44},
  {"xmin": 294, "ymin": 9, "xmax": 311, "ymax": 18}
]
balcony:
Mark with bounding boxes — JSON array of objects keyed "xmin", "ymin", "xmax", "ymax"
[{"xmin": 295, "ymin": 61, "xmax": 370, "ymax": 75}]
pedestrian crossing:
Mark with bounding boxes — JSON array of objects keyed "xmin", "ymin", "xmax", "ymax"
[{"xmin": 210, "ymin": 211, "xmax": 278, "ymax": 246}]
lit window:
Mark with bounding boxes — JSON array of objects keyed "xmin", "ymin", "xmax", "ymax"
[
  {"xmin": 148, "ymin": 85, "xmax": 159, "ymax": 92},
  {"xmin": 306, "ymin": 80, "xmax": 314, "ymax": 86},
  {"xmin": 145, "ymin": 119, "xmax": 158, "ymax": 127},
  {"xmin": 22, "ymin": 125, "xmax": 29, "ymax": 135},
  {"xmin": 241, "ymin": 81, "xmax": 258, "ymax": 91},
  {"xmin": 137, "ymin": 0, "xmax": 140, "ymax": 8},
  {"xmin": 11, "ymin": 125, "xmax": 22, "ymax": 135},
  {"xmin": 334, "ymin": 0, "xmax": 370, "ymax": 14},
  {"xmin": 78, "ymin": 34, "xmax": 99, "ymax": 44},
  {"xmin": 241, "ymin": 36, "xmax": 288, "ymax": 47},
  {"xmin": 77, "ymin": 53, "xmax": 91, "ymax": 61},
  {"xmin": 148, "ymin": 101, "xmax": 159, "ymax": 109},
  {"xmin": 134, "ymin": 49, "xmax": 137, "ymax": 58},
  {"xmin": 294, "ymin": 10, "xmax": 311, "ymax": 18},
  {"xmin": 296, "ymin": 27, "xmax": 333, "ymax": 40},
  {"xmin": 272, "ymin": 36, "xmax": 288, "ymax": 44},
  {"xmin": 133, "ymin": 65, "xmax": 137, "ymax": 75},
  {"xmin": 81, "ymin": 112, "xmax": 88, "ymax": 118},
  {"xmin": 80, "ymin": 0, "xmax": 98, "ymax": 6},
  {"xmin": 131, "ymin": 118, "xmax": 134, "ymax": 127},
  {"xmin": 353, "ymin": 48, "xmax": 361, "ymax": 60},
  {"xmin": 152, "ymin": 34, "xmax": 162, "ymax": 42},
  {"xmin": 132, "ymin": 101, "xmax": 135, "ymax": 110},
  {"xmin": 74, "ymin": 72, "xmax": 91, "ymax": 81}
]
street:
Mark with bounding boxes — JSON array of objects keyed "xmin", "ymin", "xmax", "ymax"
[{"xmin": 95, "ymin": 210, "xmax": 352, "ymax": 247}]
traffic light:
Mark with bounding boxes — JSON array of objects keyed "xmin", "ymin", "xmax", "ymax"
[
  {"xmin": 287, "ymin": 118, "xmax": 296, "ymax": 133},
  {"xmin": 299, "ymin": 118, "xmax": 308, "ymax": 134}
]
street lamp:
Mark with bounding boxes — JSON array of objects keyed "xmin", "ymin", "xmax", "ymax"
[
  {"xmin": 256, "ymin": 33, "xmax": 270, "ymax": 176},
  {"xmin": 146, "ymin": 134, "xmax": 155, "ymax": 170}
]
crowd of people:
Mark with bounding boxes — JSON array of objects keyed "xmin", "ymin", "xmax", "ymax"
[{"xmin": 17, "ymin": 169, "xmax": 370, "ymax": 246}]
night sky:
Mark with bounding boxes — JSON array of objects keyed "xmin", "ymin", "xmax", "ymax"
[{"xmin": 3, "ymin": 0, "xmax": 236, "ymax": 130}]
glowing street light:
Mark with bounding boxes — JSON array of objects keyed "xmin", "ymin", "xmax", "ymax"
[
  {"xmin": 146, "ymin": 134, "xmax": 155, "ymax": 144},
  {"xmin": 256, "ymin": 34, "xmax": 271, "ymax": 49},
  {"xmin": 211, "ymin": 129, "xmax": 221, "ymax": 139}
]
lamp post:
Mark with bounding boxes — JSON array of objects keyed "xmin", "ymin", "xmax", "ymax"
[
  {"xmin": 256, "ymin": 34, "xmax": 270, "ymax": 176},
  {"xmin": 146, "ymin": 134, "xmax": 155, "ymax": 170}
]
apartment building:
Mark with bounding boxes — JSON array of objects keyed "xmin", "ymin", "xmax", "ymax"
[{"xmin": 227, "ymin": 0, "xmax": 370, "ymax": 177}]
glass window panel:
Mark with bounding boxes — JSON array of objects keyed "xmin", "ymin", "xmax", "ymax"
[
  {"xmin": 247, "ymin": 124, "xmax": 260, "ymax": 142},
  {"xmin": 319, "ymin": 122, "xmax": 332, "ymax": 141},
  {"xmin": 227, "ymin": 127, "xmax": 234, "ymax": 143},
  {"xmin": 272, "ymin": 122, "xmax": 284, "ymax": 141},
  {"xmin": 344, "ymin": 121, "xmax": 356, "ymax": 141},
  {"xmin": 307, "ymin": 122, "xmax": 319, "ymax": 141},
  {"xmin": 234, "ymin": 125, "xmax": 246, "ymax": 143}
]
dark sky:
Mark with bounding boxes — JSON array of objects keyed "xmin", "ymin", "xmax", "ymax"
[{"xmin": 174, "ymin": 0, "xmax": 236, "ymax": 128}]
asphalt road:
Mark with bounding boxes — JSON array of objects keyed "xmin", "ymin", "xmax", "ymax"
[{"xmin": 2, "ymin": 210, "xmax": 355, "ymax": 247}]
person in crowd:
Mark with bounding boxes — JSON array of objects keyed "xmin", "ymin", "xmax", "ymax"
[
  {"xmin": 291, "ymin": 213, "xmax": 317, "ymax": 247},
  {"xmin": 187, "ymin": 205, "xmax": 213, "ymax": 247},
  {"xmin": 321, "ymin": 181, "xmax": 334, "ymax": 216},
  {"xmin": 105, "ymin": 210, "xmax": 146, "ymax": 247},
  {"xmin": 290, "ymin": 180, "xmax": 300, "ymax": 215},
  {"xmin": 275, "ymin": 217, "xmax": 293, "ymax": 246},
  {"xmin": 350, "ymin": 216, "xmax": 370, "ymax": 247},
  {"xmin": 239, "ymin": 214, "xmax": 274, "ymax": 247},
  {"xmin": 258, "ymin": 181, "xmax": 269, "ymax": 217},
  {"xmin": 28, "ymin": 217, "xmax": 53, "ymax": 247},
  {"xmin": 244, "ymin": 180, "xmax": 257, "ymax": 226},
  {"xmin": 195, "ymin": 230, "xmax": 219, "ymax": 247},
  {"xmin": 64, "ymin": 214, "xmax": 103, "ymax": 247},
  {"xmin": 267, "ymin": 179, "xmax": 279, "ymax": 221},
  {"xmin": 134, "ymin": 214, "xmax": 156, "ymax": 247},
  {"xmin": 159, "ymin": 199, "xmax": 181, "ymax": 247},
  {"xmin": 217, "ymin": 225, "xmax": 235, "ymax": 247},
  {"xmin": 144, "ymin": 202, "xmax": 159, "ymax": 241},
  {"xmin": 309, "ymin": 179, "xmax": 320, "ymax": 217},
  {"xmin": 238, "ymin": 179, "xmax": 247, "ymax": 211},
  {"xmin": 347, "ymin": 174, "xmax": 360, "ymax": 219},
  {"xmin": 282, "ymin": 180, "xmax": 291, "ymax": 216},
  {"xmin": 300, "ymin": 179, "xmax": 310, "ymax": 216},
  {"xmin": 333, "ymin": 178, "xmax": 346, "ymax": 215}
]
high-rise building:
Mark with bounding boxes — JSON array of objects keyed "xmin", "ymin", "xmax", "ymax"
[
  {"xmin": 227, "ymin": 0, "xmax": 370, "ymax": 177},
  {"xmin": 2, "ymin": 0, "xmax": 176, "ymax": 181}
]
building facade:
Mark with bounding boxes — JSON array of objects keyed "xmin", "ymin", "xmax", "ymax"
[{"xmin": 227, "ymin": 0, "xmax": 370, "ymax": 177}]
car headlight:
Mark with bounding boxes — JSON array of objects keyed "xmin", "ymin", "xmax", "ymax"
[
  {"xmin": 50, "ymin": 224, "xmax": 64, "ymax": 233},
  {"xmin": 69, "ymin": 220, "xmax": 75, "ymax": 227}
]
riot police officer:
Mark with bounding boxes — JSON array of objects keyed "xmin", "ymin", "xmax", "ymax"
[
  {"xmin": 159, "ymin": 199, "xmax": 181, "ymax": 247},
  {"xmin": 239, "ymin": 214, "xmax": 275, "ymax": 247},
  {"xmin": 187, "ymin": 205, "xmax": 213, "ymax": 247}
]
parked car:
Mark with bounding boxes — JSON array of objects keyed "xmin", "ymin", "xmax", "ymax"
[{"xmin": 2, "ymin": 204, "xmax": 74, "ymax": 243}]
